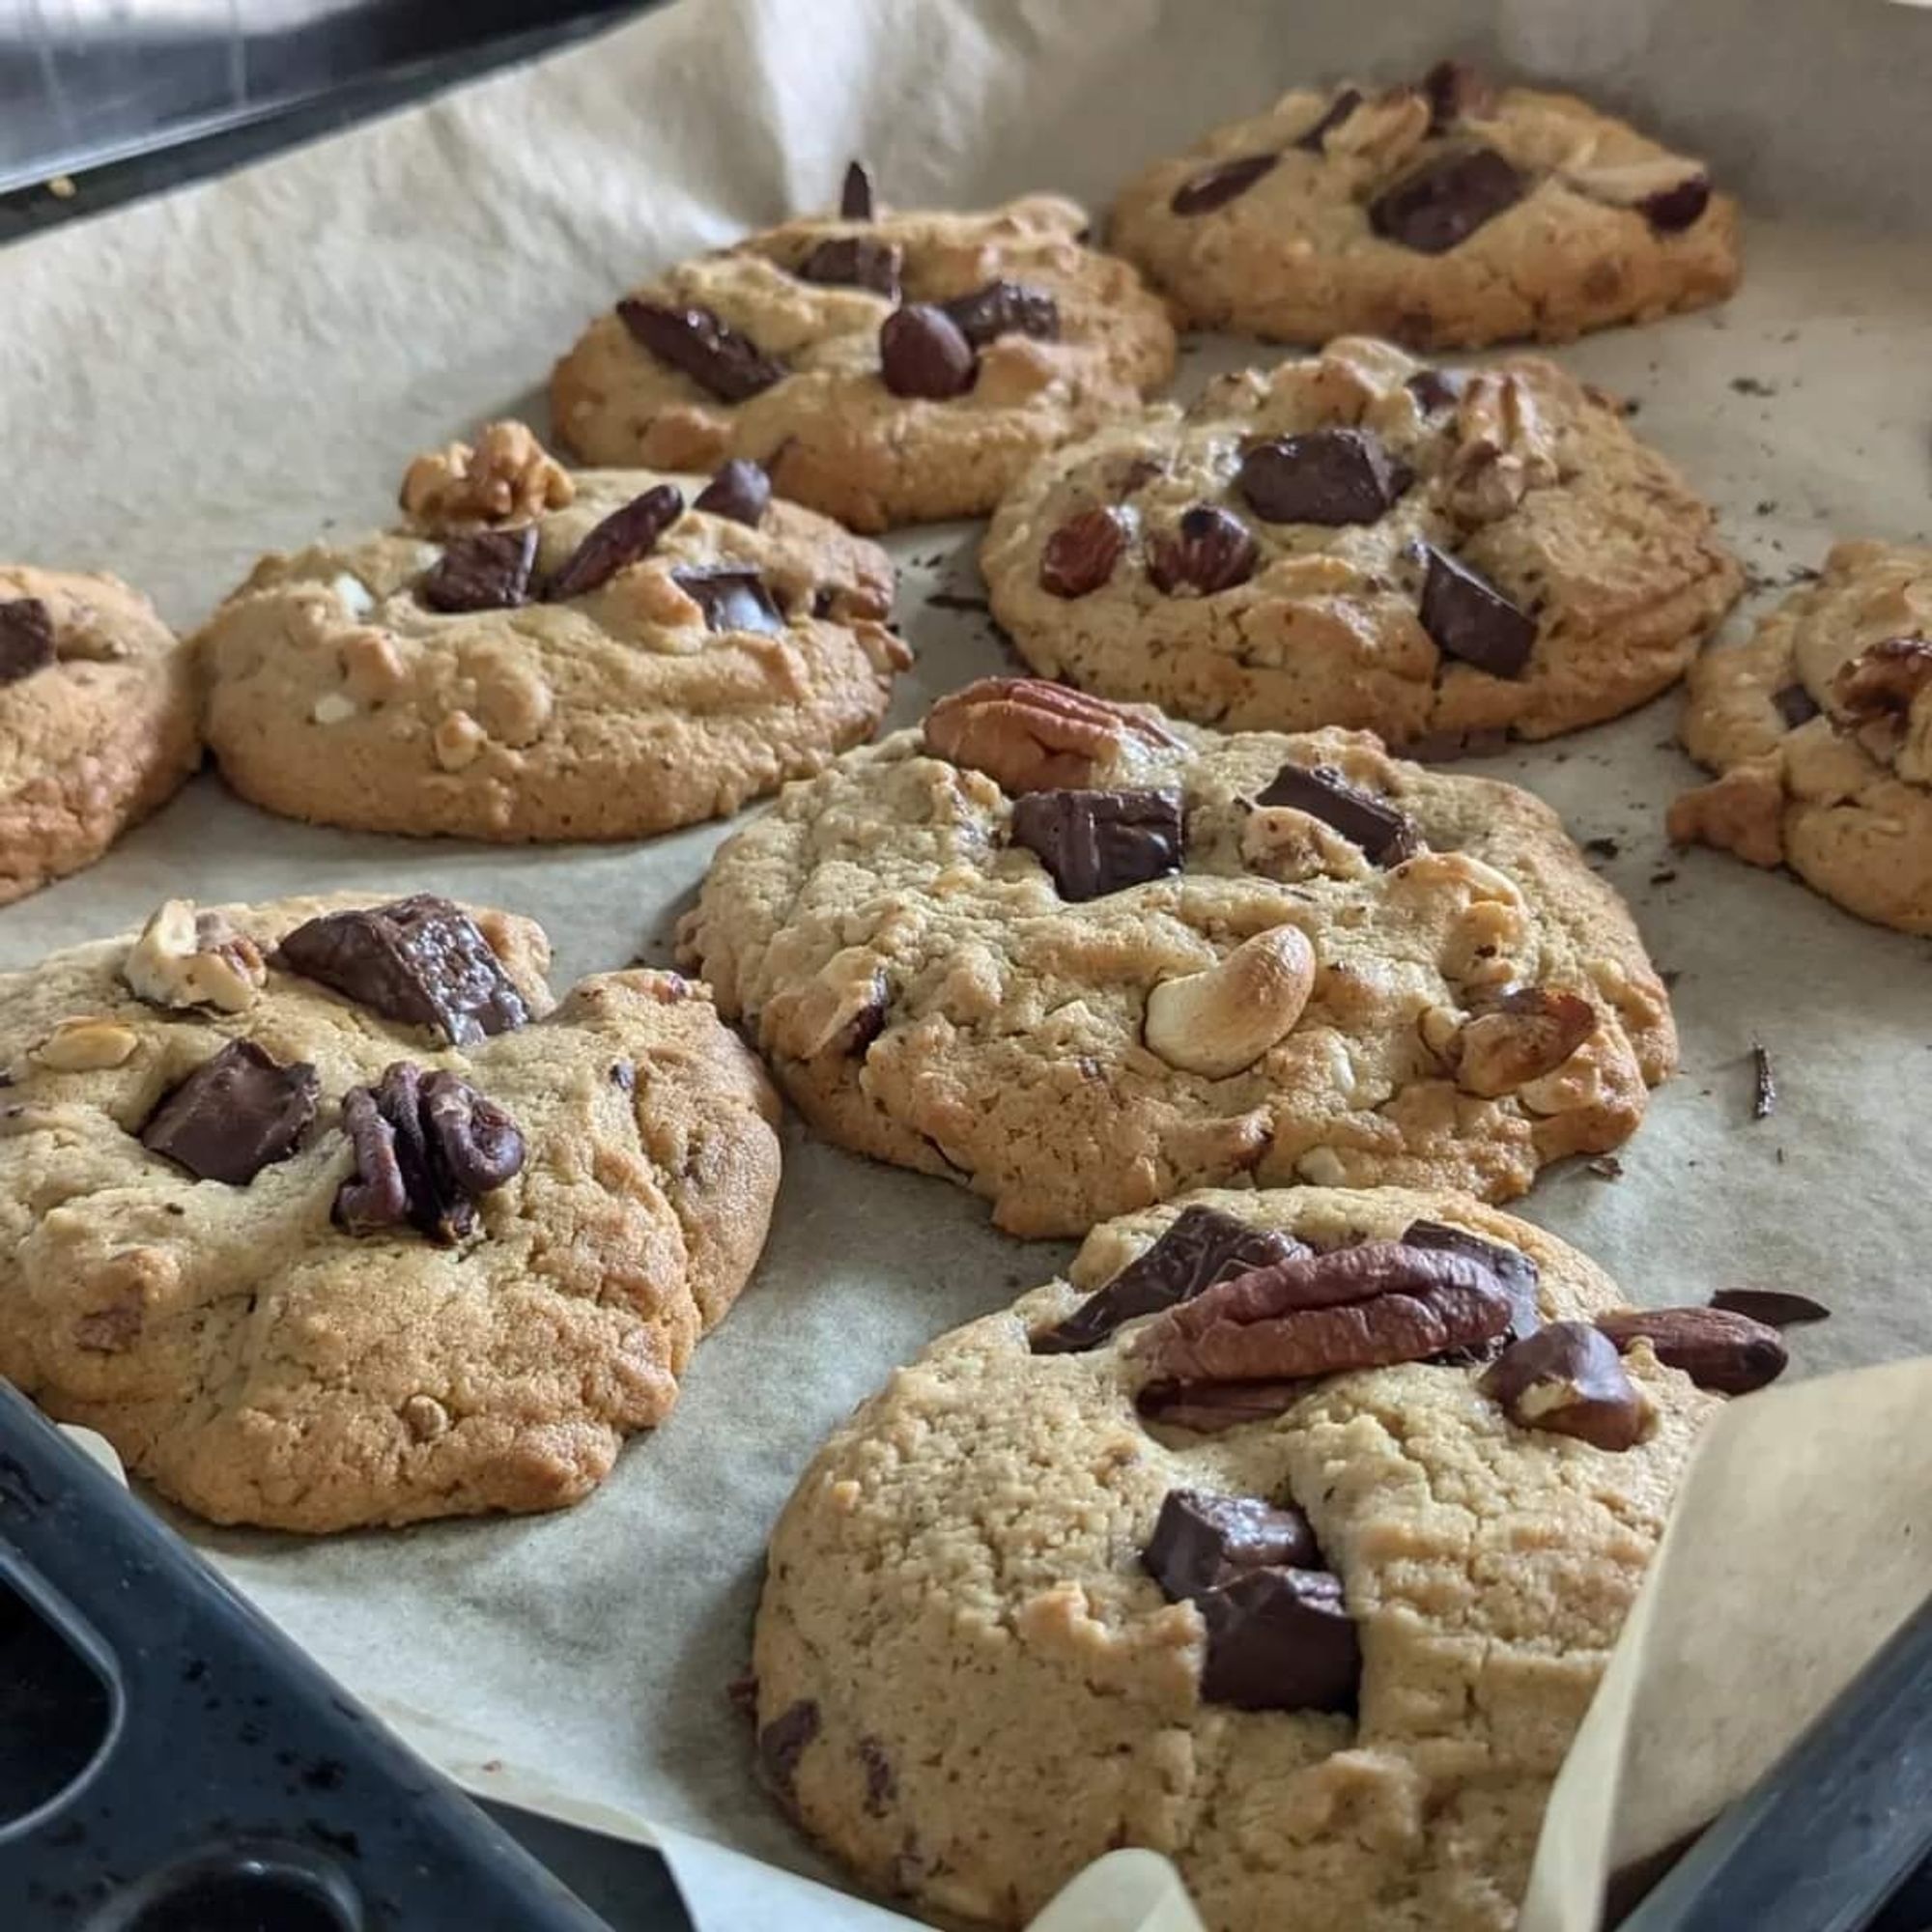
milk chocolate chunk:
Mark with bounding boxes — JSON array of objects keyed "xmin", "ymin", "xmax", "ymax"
[
  {"xmin": 140, "ymin": 1039, "xmax": 319, "ymax": 1186},
  {"xmin": 1171, "ymin": 152, "xmax": 1279, "ymax": 215},
  {"xmin": 1480, "ymin": 1321, "xmax": 1647, "ymax": 1450},
  {"xmin": 1417, "ymin": 543, "xmax": 1537, "ymax": 676},
  {"xmin": 1008, "ymin": 787, "xmax": 1184, "ymax": 902},
  {"xmin": 694, "ymin": 459, "xmax": 773, "ymax": 526},
  {"xmin": 879, "ymin": 304, "xmax": 977, "ymax": 399},
  {"xmin": 1196, "ymin": 1566, "xmax": 1359, "ymax": 1712},
  {"xmin": 671, "ymin": 566, "xmax": 786, "ymax": 636},
  {"xmin": 616, "ymin": 298, "xmax": 786, "ymax": 402},
  {"xmin": 1256, "ymin": 761, "xmax": 1421, "ymax": 867},
  {"xmin": 1422, "ymin": 59, "xmax": 1496, "ymax": 129},
  {"xmin": 1294, "ymin": 87, "xmax": 1364, "ymax": 152},
  {"xmin": 1033, "ymin": 1204, "xmax": 1308, "ymax": 1353},
  {"xmin": 1370, "ymin": 147, "xmax": 1526, "ymax": 254},
  {"xmin": 797, "ymin": 236, "xmax": 903, "ymax": 301},
  {"xmin": 1038, "ymin": 507, "xmax": 1128, "ymax": 600},
  {"xmin": 548, "ymin": 483, "xmax": 685, "ymax": 600},
  {"xmin": 0, "ymin": 598, "xmax": 56, "ymax": 684},
  {"xmin": 1772, "ymin": 681, "xmax": 1821, "ymax": 728},
  {"xmin": 1402, "ymin": 1217, "xmax": 1541, "ymax": 1342},
  {"xmin": 279, "ymin": 895, "xmax": 530, "ymax": 1046},
  {"xmin": 1147, "ymin": 505, "xmax": 1259, "ymax": 596},
  {"xmin": 417, "ymin": 527, "xmax": 538, "ymax": 613},
  {"xmin": 839, "ymin": 159, "xmax": 875, "ymax": 220},
  {"xmin": 1236, "ymin": 428, "xmax": 1409, "ymax": 526},
  {"xmin": 1143, "ymin": 1490, "xmax": 1321, "ymax": 1600},
  {"xmin": 1709, "ymin": 1289, "xmax": 1831, "ymax": 1328},
  {"xmin": 1596, "ymin": 1306, "xmax": 1787, "ymax": 1395},
  {"xmin": 941, "ymin": 280, "xmax": 1060, "ymax": 348}
]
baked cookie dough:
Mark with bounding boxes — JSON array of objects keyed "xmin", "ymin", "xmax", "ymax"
[
  {"xmin": 679, "ymin": 679, "xmax": 1675, "ymax": 1238},
  {"xmin": 0, "ymin": 892, "xmax": 781, "ymax": 1531},
  {"xmin": 1669, "ymin": 540, "xmax": 1932, "ymax": 933},
  {"xmin": 0, "ymin": 568, "xmax": 198, "ymax": 906},
  {"xmin": 1109, "ymin": 61, "xmax": 1739, "ymax": 348},
  {"xmin": 550, "ymin": 174, "xmax": 1177, "ymax": 532},
  {"xmin": 754, "ymin": 1184, "xmax": 1781, "ymax": 1930},
  {"xmin": 197, "ymin": 423, "xmax": 907, "ymax": 841},
  {"xmin": 980, "ymin": 336, "xmax": 1742, "ymax": 750}
]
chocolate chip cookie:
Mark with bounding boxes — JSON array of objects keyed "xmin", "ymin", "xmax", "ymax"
[
  {"xmin": 1, "ymin": 568, "xmax": 198, "ymax": 906},
  {"xmin": 196, "ymin": 423, "xmax": 907, "ymax": 841},
  {"xmin": 1109, "ymin": 62, "xmax": 1739, "ymax": 347},
  {"xmin": 0, "ymin": 892, "xmax": 781, "ymax": 1531},
  {"xmin": 678, "ymin": 679, "xmax": 1675, "ymax": 1238},
  {"xmin": 754, "ymin": 1184, "xmax": 1772, "ymax": 1930},
  {"xmin": 1670, "ymin": 540, "xmax": 1932, "ymax": 932},
  {"xmin": 549, "ymin": 176, "xmax": 1177, "ymax": 532},
  {"xmin": 980, "ymin": 337, "xmax": 1742, "ymax": 751}
]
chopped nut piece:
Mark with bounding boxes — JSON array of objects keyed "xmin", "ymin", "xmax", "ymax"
[
  {"xmin": 34, "ymin": 1017, "xmax": 141, "ymax": 1072},
  {"xmin": 1454, "ymin": 987, "xmax": 1595, "ymax": 1097},
  {"xmin": 1143, "ymin": 924, "xmax": 1316, "ymax": 1078},
  {"xmin": 1480, "ymin": 1321, "xmax": 1649, "ymax": 1450},
  {"xmin": 123, "ymin": 900, "xmax": 267, "ymax": 1014},
  {"xmin": 400, "ymin": 420, "xmax": 575, "ymax": 535}
]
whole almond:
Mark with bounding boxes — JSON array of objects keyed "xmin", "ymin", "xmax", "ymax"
[{"xmin": 1595, "ymin": 1306, "xmax": 1786, "ymax": 1395}]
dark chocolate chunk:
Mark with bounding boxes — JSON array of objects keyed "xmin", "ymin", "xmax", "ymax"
[
  {"xmin": 1595, "ymin": 1306, "xmax": 1787, "ymax": 1395},
  {"xmin": 1147, "ymin": 505, "xmax": 1259, "ymax": 596},
  {"xmin": 0, "ymin": 597, "xmax": 56, "ymax": 685},
  {"xmin": 1405, "ymin": 366, "xmax": 1467, "ymax": 414},
  {"xmin": 1008, "ymin": 787, "xmax": 1184, "ymax": 902},
  {"xmin": 1038, "ymin": 506, "xmax": 1128, "ymax": 600},
  {"xmin": 1417, "ymin": 544, "xmax": 1536, "ymax": 676},
  {"xmin": 1143, "ymin": 1490, "xmax": 1321, "ymax": 1599},
  {"xmin": 1641, "ymin": 176, "xmax": 1711, "ymax": 233},
  {"xmin": 879, "ymin": 304, "xmax": 977, "ymax": 399},
  {"xmin": 140, "ymin": 1039, "xmax": 319, "ymax": 1186},
  {"xmin": 1170, "ymin": 152, "xmax": 1279, "ymax": 215},
  {"xmin": 758, "ymin": 1698, "xmax": 821, "ymax": 1800},
  {"xmin": 1136, "ymin": 1379, "xmax": 1311, "ymax": 1433},
  {"xmin": 616, "ymin": 298, "xmax": 785, "ymax": 402},
  {"xmin": 693, "ymin": 459, "xmax": 772, "ymax": 527},
  {"xmin": 1480, "ymin": 1321, "xmax": 1647, "ymax": 1450},
  {"xmin": 1236, "ymin": 428, "xmax": 1409, "ymax": 526},
  {"xmin": 1256, "ymin": 761, "xmax": 1421, "ymax": 867},
  {"xmin": 548, "ymin": 483, "xmax": 685, "ymax": 600},
  {"xmin": 279, "ymin": 895, "xmax": 530, "ymax": 1046},
  {"xmin": 797, "ymin": 235, "xmax": 903, "ymax": 300},
  {"xmin": 1294, "ymin": 87, "xmax": 1363, "ymax": 152},
  {"xmin": 671, "ymin": 566, "xmax": 786, "ymax": 636},
  {"xmin": 940, "ymin": 280, "xmax": 1060, "ymax": 348},
  {"xmin": 417, "ymin": 527, "xmax": 538, "ymax": 613},
  {"xmin": 1422, "ymin": 59, "xmax": 1496, "ymax": 129},
  {"xmin": 1369, "ymin": 147, "xmax": 1526, "ymax": 254},
  {"xmin": 1401, "ymin": 1218, "xmax": 1541, "ymax": 1342},
  {"xmin": 1033, "ymin": 1204, "xmax": 1308, "ymax": 1353},
  {"xmin": 1196, "ymin": 1566, "xmax": 1359, "ymax": 1712},
  {"xmin": 1772, "ymin": 681, "xmax": 1821, "ymax": 727},
  {"xmin": 839, "ymin": 159, "xmax": 874, "ymax": 220},
  {"xmin": 1709, "ymin": 1289, "xmax": 1831, "ymax": 1328}
]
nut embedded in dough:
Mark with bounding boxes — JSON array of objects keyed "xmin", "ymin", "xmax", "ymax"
[
  {"xmin": 32, "ymin": 1016, "xmax": 141, "ymax": 1071},
  {"xmin": 1143, "ymin": 925, "xmax": 1317, "ymax": 1079},
  {"xmin": 123, "ymin": 899, "xmax": 267, "ymax": 1014},
  {"xmin": 923, "ymin": 676, "xmax": 1178, "ymax": 795},
  {"xmin": 399, "ymin": 419, "xmax": 576, "ymax": 535}
]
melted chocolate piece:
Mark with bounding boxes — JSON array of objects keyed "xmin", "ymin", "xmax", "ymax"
[
  {"xmin": 1401, "ymin": 1218, "xmax": 1541, "ymax": 1342},
  {"xmin": 759, "ymin": 1699, "xmax": 821, "ymax": 1803},
  {"xmin": 1198, "ymin": 1566, "xmax": 1360, "ymax": 1712},
  {"xmin": 693, "ymin": 459, "xmax": 772, "ymax": 526},
  {"xmin": 1417, "ymin": 544, "xmax": 1536, "ymax": 676},
  {"xmin": 1772, "ymin": 681, "xmax": 1821, "ymax": 728},
  {"xmin": 141, "ymin": 1040, "xmax": 319, "ymax": 1186},
  {"xmin": 797, "ymin": 235, "xmax": 903, "ymax": 300},
  {"xmin": 1146, "ymin": 505, "xmax": 1259, "ymax": 596},
  {"xmin": 0, "ymin": 598, "xmax": 56, "ymax": 685},
  {"xmin": 940, "ymin": 280, "xmax": 1060, "ymax": 348},
  {"xmin": 417, "ymin": 527, "xmax": 538, "ymax": 613},
  {"xmin": 1256, "ymin": 761, "xmax": 1421, "ymax": 867},
  {"xmin": 616, "ymin": 299, "xmax": 786, "ymax": 402},
  {"xmin": 1236, "ymin": 428, "xmax": 1410, "ymax": 526},
  {"xmin": 840, "ymin": 159, "xmax": 875, "ymax": 220},
  {"xmin": 1038, "ymin": 506, "xmax": 1128, "ymax": 599},
  {"xmin": 1008, "ymin": 787, "xmax": 1184, "ymax": 902},
  {"xmin": 1708, "ymin": 1288, "xmax": 1831, "ymax": 1328},
  {"xmin": 1641, "ymin": 176, "xmax": 1711, "ymax": 232},
  {"xmin": 1033, "ymin": 1204, "xmax": 1308, "ymax": 1353},
  {"xmin": 548, "ymin": 484, "xmax": 685, "ymax": 600},
  {"xmin": 1170, "ymin": 152, "xmax": 1279, "ymax": 215},
  {"xmin": 1369, "ymin": 147, "xmax": 1526, "ymax": 254},
  {"xmin": 1294, "ymin": 87, "xmax": 1364, "ymax": 152},
  {"xmin": 278, "ymin": 895, "xmax": 530, "ymax": 1046},
  {"xmin": 1143, "ymin": 1490, "xmax": 1321, "ymax": 1599},
  {"xmin": 1422, "ymin": 59, "xmax": 1496, "ymax": 129},
  {"xmin": 670, "ymin": 566, "xmax": 786, "ymax": 636},
  {"xmin": 879, "ymin": 304, "xmax": 977, "ymax": 399}
]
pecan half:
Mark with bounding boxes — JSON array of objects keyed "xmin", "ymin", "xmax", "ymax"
[
  {"xmin": 923, "ymin": 676, "xmax": 1179, "ymax": 794},
  {"xmin": 1454, "ymin": 986, "xmax": 1595, "ymax": 1097},
  {"xmin": 1595, "ymin": 1306, "xmax": 1787, "ymax": 1395},
  {"xmin": 1831, "ymin": 637, "xmax": 1932, "ymax": 729}
]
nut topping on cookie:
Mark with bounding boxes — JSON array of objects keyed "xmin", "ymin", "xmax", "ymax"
[
  {"xmin": 547, "ymin": 483, "xmax": 685, "ymax": 600},
  {"xmin": 1169, "ymin": 152, "xmax": 1279, "ymax": 215},
  {"xmin": 693, "ymin": 459, "xmax": 773, "ymax": 527},
  {"xmin": 1033, "ymin": 1205, "xmax": 1308, "ymax": 1354},
  {"xmin": 398, "ymin": 421, "xmax": 575, "ymax": 534},
  {"xmin": 878, "ymin": 304, "xmax": 977, "ymax": 399},
  {"xmin": 0, "ymin": 597, "xmax": 56, "ymax": 685},
  {"xmin": 796, "ymin": 236, "xmax": 903, "ymax": 300},
  {"xmin": 1038, "ymin": 507, "xmax": 1129, "ymax": 599},
  {"xmin": 616, "ymin": 299, "xmax": 786, "ymax": 402},
  {"xmin": 1368, "ymin": 146, "xmax": 1527, "ymax": 255},
  {"xmin": 335, "ymin": 1062, "xmax": 526, "ymax": 1244},
  {"xmin": 1831, "ymin": 636, "xmax": 1932, "ymax": 727},
  {"xmin": 1143, "ymin": 924, "xmax": 1317, "ymax": 1079},
  {"xmin": 1236, "ymin": 428, "xmax": 1410, "ymax": 526},
  {"xmin": 1144, "ymin": 1489, "xmax": 1321, "ymax": 1596},
  {"xmin": 1595, "ymin": 1306, "xmax": 1787, "ymax": 1395},
  {"xmin": 671, "ymin": 566, "xmax": 786, "ymax": 636},
  {"xmin": 1454, "ymin": 986, "xmax": 1596, "ymax": 1097},
  {"xmin": 1480, "ymin": 1321, "xmax": 1649, "ymax": 1450},
  {"xmin": 940, "ymin": 280, "xmax": 1061, "ymax": 348},
  {"xmin": 1400, "ymin": 1217, "xmax": 1541, "ymax": 1342},
  {"xmin": 1256, "ymin": 761, "xmax": 1421, "ymax": 867},
  {"xmin": 124, "ymin": 900, "xmax": 267, "ymax": 1014},
  {"xmin": 923, "ymin": 677, "xmax": 1179, "ymax": 793},
  {"xmin": 1417, "ymin": 544, "xmax": 1537, "ymax": 676},
  {"xmin": 1008, "ymin": 788, "xmax": 1185, "ymax": 901},
  {"xmin": 417, "ymin": 527, "xmax": 539, "ymax": 614},
  {"xmin": 33, "ymin": 1016, "xmax": 140, "ymax": 1071},
  {"xmin": 1147, "ymin": 505, "xmax": 1260, "ymax": 596},
  {"xmin": 141, "ymin": 1039, "xmax": 320, "ymax": 1185},
  {"xmin": 279, "ymin": 895, "xmax": 530, "ymax": 1046},
  {"xmin": 839, "ymin": 159, "xmax": 874, "ymax": 220},
  {"xmin": 1565, "ymin": 158, "xmax": 1712, "ymax": 233}
]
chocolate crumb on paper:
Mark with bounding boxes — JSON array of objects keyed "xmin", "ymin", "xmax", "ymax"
[
  {"xmin": 1750, "ymin": 1040, "xmax": 1776, "ymax": 1120},
  {"xmin": 1587, "ymin": 1154, "xmax": 1625, "ymax": 1179},
  {"xmin": 1583, "ymin": 837, "xmax": 1620, "ymax": 859},
  {"xmin": 926, "ymin": 592, "xmax": 992, "ymax": 613}
]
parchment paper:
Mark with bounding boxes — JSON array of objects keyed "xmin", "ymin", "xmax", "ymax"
[{"xmin": 5, "ymin": 0, "xmax": 1932, "ymax": 1925}]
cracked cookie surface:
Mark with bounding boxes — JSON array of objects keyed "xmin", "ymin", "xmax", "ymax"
[
  {"xmin": 981, "ymin": 336, "xmax": 1741, "ymax": 749},
  {"xmin": 753, "ymin": 1184, "xmax": 1719, "ymax": 1930},
  {"xmin": 678, "ymin": 681, "xmax": 1674, "ymax": 1238},
  {"xmin": 196, "ymin": 424, "xmax": 906, "ymax": 842},
  {"xmin": 1670, "ymin": 539, "xmax": 1932, "ymax": 932},
  {"xmin": 0, "ymin": 893, "xmax": 781, "ymax": 1531},
  {"xmin": 550, "ymin": 193, "xmax": 1177, "ymax": 532},
  {"xmin": 1109, "ymin": 65, "xmax": 1739, "ymax": 347},
  {"xmin": 1, "ymin": 567, "xmax": 199, "ymax": 906}
]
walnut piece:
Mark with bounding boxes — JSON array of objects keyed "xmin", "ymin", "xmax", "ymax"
[
  {"xmin": 399, "ymin": 420, "xmax": 576, "ymax": 535},
  {"xmin": 1831, "ymin": 636, "xmax": 1932, "ymax": 729},
  {"xmin": 1443, "ymin": 371, "xmax": 1561, "ymax": 522},
  {"xmin": 923, "ymin": 676, "xmax": 1179, "ymax": 795},
  {"xmin": 123, "ymin": 900, "xmax": 267, "ymax": 1014}
]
